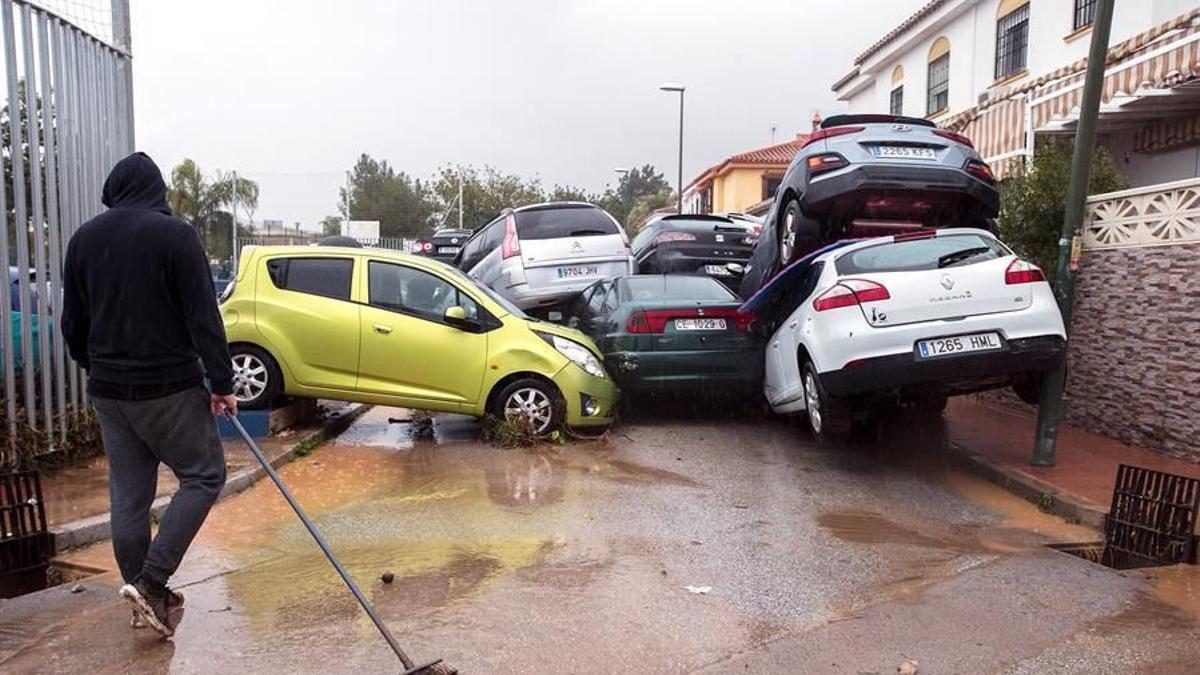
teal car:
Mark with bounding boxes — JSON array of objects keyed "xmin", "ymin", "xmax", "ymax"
[{"xmin": 566, "ymin": 275, "xmax": 763, "ymax": 396}]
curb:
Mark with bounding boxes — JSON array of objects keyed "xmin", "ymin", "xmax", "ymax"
[
  {"xmin": 51, "ymin": 403, "xmax": 371, "ymax": 552},
  {"xmin": 945, "ymin": 440, "xmax": 1108, "ymax": 530}
]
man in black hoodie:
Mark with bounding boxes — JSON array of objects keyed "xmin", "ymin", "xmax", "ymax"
[{"xmin": 62, "ymin": 152, "xmax": 236, "ymax": 638}]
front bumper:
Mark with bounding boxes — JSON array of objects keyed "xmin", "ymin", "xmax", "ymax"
[
  {"xmin": 552, "ymin": 364, "xmax": 618, "ymax": 427},
  {"xmin": 803, "ymin": 163, "xmax": 1000, "ymax": 216},
  {"xmin": 820, "ymin": 335, "xmax": 1066, "ymax": 397},
  {"xmin": 605, "ymin": 349, "xmax": 762, "ymax": 392}
]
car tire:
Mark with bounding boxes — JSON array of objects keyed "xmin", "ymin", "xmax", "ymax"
[
  {"xmin": 777, "ymin": 199, "xmax": 822, "ymax": 271},
  {"xmin": 230, "ymin": 345, "xmax": 283, "ymax": 410},
  {"xmin": 490, "ymin": 378, "xmax": 565, "ymax": 438},
  {"xmin": 801, "ymin": 361, "xmax": 852, "ymax": 446}
]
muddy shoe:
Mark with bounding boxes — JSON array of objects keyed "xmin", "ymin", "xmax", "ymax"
[
  {"xmin": 131, "ymin": 590, "xmax": 183, "ymax": 629},
  {"xmin": 119, "ymin": 581, "xmax": 175, "ymax": 637}
]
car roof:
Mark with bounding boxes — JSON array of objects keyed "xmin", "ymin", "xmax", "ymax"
[
  {"xmin": 513, "ymin": 201, "xmax": 601, "ymax": 213},
  {"xmin": 250, "ymin": 244, "xmax": 449, "ymax": 270}
]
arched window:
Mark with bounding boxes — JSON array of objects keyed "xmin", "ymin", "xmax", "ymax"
[
  {"xmin": 927, "ymin": 37, "xmax": 950, "ymax": 115},
  {"xmin": 995, "ymin": 1, "xmax": 1030, "ymax": 80},
  {"xmin": 890, "ymin": 66, "xmax": 904, "ymax": 115}
]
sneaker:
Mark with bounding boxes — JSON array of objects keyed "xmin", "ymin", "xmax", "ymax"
[
  {"xmin": 119, "ymin": 581, "xmax": 175, "ymax": 637},
  {"xmin": 130, "ymin": 589, "xmax": 184, "ymax": 629}
]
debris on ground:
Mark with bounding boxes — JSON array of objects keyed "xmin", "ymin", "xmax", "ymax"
[
  {"xmin": 685, "ymin": 585, "xmax": 711, "ymax": 594},
  {"xmin": 898, "ymin": 658, "xmax": 919, "ymax": 674},
  {"xmin": 381, "ymin": 571, "xmax": 395, "ymax": 584},
  {"xmin": 69, "ymin": 584, "xmax": 85, "ymax": 594}
]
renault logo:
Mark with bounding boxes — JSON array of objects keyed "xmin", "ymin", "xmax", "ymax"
[{"xmin": 941, "ymin": 274, "xmax": 955, "ymax": 290}]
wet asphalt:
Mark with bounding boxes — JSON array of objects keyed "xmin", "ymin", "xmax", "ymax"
[{"xmin": 2, "ymin": 401, "xmax": 1199, "ymax": 674}]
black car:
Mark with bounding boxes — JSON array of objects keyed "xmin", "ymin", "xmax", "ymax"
[
  {"xmin": 739, "ymin": 113, "xmax": 999, "ymax": 298},
  {"xmin": 415, "ymin": 228, "xmax": 473, "ymax": 264},
  {"xmin": 631, "ymin": 214, "xmax": 756, "ymax": 288}
]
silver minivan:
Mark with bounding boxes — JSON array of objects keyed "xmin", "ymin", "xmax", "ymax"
[{"xmin": 457, "ymin": 202, "xmax": 636, "ymax": 312}]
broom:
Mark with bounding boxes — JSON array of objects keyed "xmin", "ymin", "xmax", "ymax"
[{"xmin": 227, "ymin": 414, "xmax": 457, "ymax": 675}]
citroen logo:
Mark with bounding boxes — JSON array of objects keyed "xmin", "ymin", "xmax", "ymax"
[
  {"xmin": 571, "ymin": 241, "xmax": 583, "ymax": 253},
  {"xmin": 941, "ymin": 274, "xmax": 955, "ymax": 290}
]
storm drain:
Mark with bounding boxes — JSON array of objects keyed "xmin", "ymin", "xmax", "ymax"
[
  {"xmin": 0, "ymin": 470, "xmax": 55, "ymax": 598},
  {"xmin": 1049, "ymin": 464, "xmax": 1200, "ymax": 570}
]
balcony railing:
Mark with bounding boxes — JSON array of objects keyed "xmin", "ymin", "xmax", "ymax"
[{"xmin": 1083, "ymin": 177, "xmax": 1200, "ymax": 249}]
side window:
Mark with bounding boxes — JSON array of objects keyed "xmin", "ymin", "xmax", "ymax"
[
  {"xmin": 266, "ymin": 257, "xmax": 353, "ymax": 301},
  {"xmin": 368, "ymin": 262, "xmax": 479, "ymax": 323},
  {"xmin": 587, "ymin": 282, "xmax": 609, "ymax": 314},
  {"xmin": 631, "ymin": 226, "xmax": 655, "ymax": 252},
  {"xmin": 573, "ymin": 285, "xmax": 598, "ymax": 317},
  {"xmin": 601, "ymin": 285, "xmax": 620, "ymax": 313},
  {"xmin": 482, "ymin": 217, "xmax": 506, "ymax": 250}
]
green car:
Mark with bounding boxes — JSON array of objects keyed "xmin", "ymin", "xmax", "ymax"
[{"xmin": 566, "ymin": 275, "xmax": 763, "ymax": 396}]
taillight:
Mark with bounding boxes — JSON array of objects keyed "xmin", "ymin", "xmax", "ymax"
[
  {"xmin": 415, "ymin": 240, "xmax": 430, "ymax": 253},
  {"xmin": 652, "ymin": 231, "xmax": 697, "ymax": 246},
  {"xmin": 812, "ymin": 279, "xmax": 890, "ymax": 312},
  {"xmin": 933, "ymin": 128, "xmax": 975, "ymax": 149},
  {"xmin": 964, "ymin": 159, "xmax": 995, "ymax": 183},
  {"xmin": 802, "ymin": 126, "xmax": 864, "ymax": 148},
  {"xmin": 501, "ymin": 213, "xmax": 520, "ymax": 259},
  {"xmin": 625, "ymin": 307, "xmax": 755, "ymax": 333},
  {"xmin": 1005, "ymin": 259, "xmax": 1045, "ymax": 285},
  {"xmin": 807, "ymin": 153, "xmax": 848, "ymax": 176}
]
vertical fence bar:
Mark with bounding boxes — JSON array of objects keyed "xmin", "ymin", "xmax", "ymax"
[
  {"xmin": 0, "ymin": 2, "xmax": 16, "ymax": 462},
  {"xmin": 4, "ymin": 0, "xmax": 36, "ymax": 426},
  {"xmin": 58, "ymin": 21, "xmax": 79, "ymax": 416},
  {"xmin": 21, "ymin": 4, "xmax": 53, "ymax": 443},
  {"xmin": 39, "ymin": 11, "xmax": 66, "ymax": 440}
]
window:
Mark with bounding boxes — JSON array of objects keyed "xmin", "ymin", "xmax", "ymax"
[
  {"xmin": 368, "ymin": 262, "xmax": 479, "ymax": 323},
  {"xmin": 513, "ymin": 205, "xmax": 618, "ymax": 240},
  {"xmin": 620, "ymin": 276, "xmax": 736, "ymax": 303},
  {"xmin": 586, "ymin": 282, "xmax": 609, "ymax": 314},
  {"xmin": 890, "ymin": 86, "xmax": 904, "ymax": 115},
  {"xmin": 762, "ymin": 175, "xmax": 782, "ymax": 201},
  {"xmin": 835, "ymin": 234, "xmax": 1009, "ymax": 275},
  {"xmin": 995, "ymin": 4, "xmax": 1029, "ymax": 80},
  {"xmin": 266, "ymin": 257, "xmax": 353, "ymax": 300},
  {"xmin": 1074, "ymin": 0, "xmax": 1096, "ymax": 31},
  {"xmin": 927, "ymin": 54, "xmax": 950, "ymax": 114}
]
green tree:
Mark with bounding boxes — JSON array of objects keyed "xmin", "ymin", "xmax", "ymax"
[
  {"xmin": 167, "ymin": 159, "xmax": 259, "ymax": 261},
  {"xmin": 625, "ymin": 190, "xmax": 673, "ymax": 234},
  {"xmin": 339, "ymin": 154, "xmax": 436, "ymax": 238},
  {"xmin": 998, "ymin": 140, "xmax": 1124, "ymax": 279},
  {"xmin": 430, "ymin": 164, "xmax": 544, "ymax": 230},
  {"xmin": 320, "ymin": 215, "xmax": 343, "ymax": 236},
  {"xmin": 593, "ymin": 164, "xmax": 672, "ymax": 226}
]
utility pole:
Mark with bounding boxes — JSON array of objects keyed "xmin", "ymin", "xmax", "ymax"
[{"xmin": 1031, "ymin": 0, "xmax": 1114, "ymax": 467}]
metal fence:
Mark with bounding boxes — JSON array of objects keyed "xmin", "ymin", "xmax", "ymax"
[
  {"xmin": 0, "ymin": 0, "xmax": 133, "ymax": 467},
  {"xmin": 235, "ymin": 235, "xmax": 418, "ymax": 258}
]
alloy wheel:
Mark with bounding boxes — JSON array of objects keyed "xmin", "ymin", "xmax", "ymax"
[
  {"xmin": 804, "ymin": 371, "xmax": 822, "ymax": 435},
  {"xmin": 780, "ymin": 207, "xmax": 797, "ymax": 263},
  {"xmin": 232, "ymin": 353, "xmax": 269, "ymax": 403},
  {"xmin": 503, "ymin": 387, "xmax": 554, "ymax": 436}
]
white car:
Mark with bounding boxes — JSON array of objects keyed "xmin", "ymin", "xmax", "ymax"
[
  {"xmin": 456, "ymin": 202, "xmax": 637, "ymax": 315},
  {"xmin": 760, "ymin": 228, "xmax": 1066, "ymax": 443}
]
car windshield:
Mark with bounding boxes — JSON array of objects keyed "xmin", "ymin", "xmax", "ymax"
[
  {"xmin": 835, "ymin": 234, "xmax": 1010, "ymax": 275},
  {"xmin": 659, "ymin": 218, "xmax": 748, "ymax": 232},
  {"xmin": 514, "ymin": 206, "xmax": 618, "ymax": 239},
  {"xmin": 620, "ymin": 276, "xmax": 737, "ymax": 303},
  {"xmin": 439, "ymin": 262, "xmax": 529, "ymax": 319}
]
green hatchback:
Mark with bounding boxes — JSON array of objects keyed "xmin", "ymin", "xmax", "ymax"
[{"xmin": 566, "ymin": 275, "xmax": 763, "ymax": 395}]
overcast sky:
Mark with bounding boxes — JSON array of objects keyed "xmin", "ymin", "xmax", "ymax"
[{"xmin": 130, "ymin": 0, "xmax": 922, "ymax": 230}]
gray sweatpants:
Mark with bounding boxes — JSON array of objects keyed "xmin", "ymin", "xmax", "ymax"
[{"xmin": 92, "ymin": 385, "xmax": 227, "ymax": 587}]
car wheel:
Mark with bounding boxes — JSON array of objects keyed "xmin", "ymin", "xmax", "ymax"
[
  {"xmin": 802, "ymin": 362, "xmax": 851, "ymax": 445},
  {"xmin": 492, "ymin": 378, "xmax": 565, "ymax": 438},
  {"xmin": 777, "ymin": 199, "xmax": 801, "ymax": 267},
  {"xmin": 230, "ymin": 345, "xmax": 282, "ymax": 410}
]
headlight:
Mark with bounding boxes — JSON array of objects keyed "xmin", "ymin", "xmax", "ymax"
[{"xmin": 540, "ymin": 333, "xmax": 606, "ymax": 379}]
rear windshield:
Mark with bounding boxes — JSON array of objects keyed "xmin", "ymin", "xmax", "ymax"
[
  {"xmin": 659, "ymin": 218, "xmax": 749, "ymax": 232},
  {"xmin": 514, "ymin": 206, "xmax": 618, "ymax": 240},
  {"xmin": 835, "ymin": 234, "xmax": 1009, "ymax": 275},
  {"xmin": 620, "ymin": 276, "xmax": 736, "ymax": 303}
]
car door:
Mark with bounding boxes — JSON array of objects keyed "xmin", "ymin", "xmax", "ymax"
[
  {"xmin": 466, "ymin": 217, "xmax": 506, "ymax": 286},
  {"xmin": 255, "ymin": 255, "xmax": 360, "ymax": 390},
  {"xmin": 356, "ymin": 260, "xmax": 489, "ymax": 408}
]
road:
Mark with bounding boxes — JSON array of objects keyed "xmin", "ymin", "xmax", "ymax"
[{"xmin": 2, "ymin": 403, "xmax": 1199, "ymax": 674}]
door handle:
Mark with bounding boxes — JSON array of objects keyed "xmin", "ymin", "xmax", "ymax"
[{"xmin": 373, "ymin": 323, "xmax": 393, "ymax": 335}]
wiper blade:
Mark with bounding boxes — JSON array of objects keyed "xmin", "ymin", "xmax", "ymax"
[
  {"xmin": 569, "ymin": 229, "xmax": 607, "ymax": 236},
  {"xmin": 937, "ymin": 247, "xmax": 991, "ymax": 268}
]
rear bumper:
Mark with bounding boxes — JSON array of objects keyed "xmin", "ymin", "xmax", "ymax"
[
  {"xmin": 803, "ymin": 163, "xmax": 999, "ymax": 216},
  {"xmin": 605, "ymin": 349, "xmax": 762, "ymax": 392},
  {"xmin": 820, "ymin": 335, "xmax": 1066, "ymax": 397},
  {"xmin": 506, "ymin": 257, "xmax": 636, "ymax": 309}
]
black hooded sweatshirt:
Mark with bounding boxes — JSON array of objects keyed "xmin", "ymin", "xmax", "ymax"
[{"xmin": 61, "ymin": 152, "xmax": 234, "ymax": 400}]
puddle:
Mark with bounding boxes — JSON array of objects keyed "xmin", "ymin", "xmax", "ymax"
[
  {"xmin": 580, "ymin": 457, "xmax": 702, "ymax": 488},
  {"xmin": 333, "ymin": 408, "xmax": 480, "ymax": 449}
]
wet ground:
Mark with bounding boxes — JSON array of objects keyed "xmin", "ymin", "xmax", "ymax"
[{"xmin": 3, "ymin": 403, "xmax": 1200, "ymax": 673}]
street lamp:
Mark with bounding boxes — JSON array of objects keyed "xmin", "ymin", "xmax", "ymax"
[{"xmin": 659, "ymin": 83, "xmax": 685, "ymax": 214}]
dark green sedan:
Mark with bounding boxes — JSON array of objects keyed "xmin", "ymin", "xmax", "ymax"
[{"xmin": 566, "ymin": 275, "xmax": 763, "ymax": 395}]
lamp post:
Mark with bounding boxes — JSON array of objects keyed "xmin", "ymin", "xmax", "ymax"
[{"xmin": 659, "ymin": 83, "xmax": 685, "ymax": 214}]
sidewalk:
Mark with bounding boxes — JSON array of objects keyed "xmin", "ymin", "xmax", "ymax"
[{"xmin": 944, "ymin": 397, "xmax": 1200, "ymax": 528}]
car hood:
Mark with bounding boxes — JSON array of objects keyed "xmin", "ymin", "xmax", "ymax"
[{"xmin": 525, "ymin": 320, "xmax": 604, "ymax": 358}]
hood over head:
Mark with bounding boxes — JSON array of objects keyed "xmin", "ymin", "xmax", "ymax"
[{"xmin": 101, "ymin": 152, "xmax": 171, "ymax": 214}]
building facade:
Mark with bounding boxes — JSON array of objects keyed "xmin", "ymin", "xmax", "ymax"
[{"xmin": 682, "ymin": 135, "xmax": 809, "ymax": 216}]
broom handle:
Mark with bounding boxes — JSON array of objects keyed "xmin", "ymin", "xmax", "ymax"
[{"xmin": 226, "ymin": 414, "xmax": 416, "ymax": 669}]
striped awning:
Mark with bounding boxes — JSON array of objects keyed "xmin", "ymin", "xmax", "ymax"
[{"xmin": 942, "ymin": 8, "xmax": 1200, "ymax": 179}]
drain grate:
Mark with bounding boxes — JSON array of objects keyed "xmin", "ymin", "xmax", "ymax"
[
  {"xmin": 1, "ymin": 471, "xmax": 55, "ymax": 598},
  {"xmin": 1049, "ymin": 464, "xmax": 1200, "ymax": 570}
]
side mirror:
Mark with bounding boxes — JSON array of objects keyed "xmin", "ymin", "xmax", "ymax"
[
  {"xmin": 443, "ymin": 305, "xmax": 476, "ymax": 331},
  {"xmin": 726, "ymin": 263, "xmax": 746, "ymax": 276}
]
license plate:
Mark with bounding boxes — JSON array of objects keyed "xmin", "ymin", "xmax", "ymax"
[
  {"xmin": 557, "ymin": 265, "xmax": 599, "ymax": 279},
  {"xmin": 704, "ymin": 264, "xmax": 732, "ymax": 276},
  {"xmin": 874, "ymin": 145, "xmax": 937, "ymax": 160},
  {"xmin": 675, "ymin": 318, "xmax": 726, "ymax": 331},
  {"xmin": 437, "ymin": 245, "xmax": 460, "ymax": 254},
  {"xmin": 916, "ymin": 332, "xmax": 1002, "ymax": 359}
]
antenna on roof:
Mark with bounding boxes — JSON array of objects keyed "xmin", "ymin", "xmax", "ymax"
[{"xmin": 770, "ymin": 125, "xmax": 777, "ymax": 143}]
